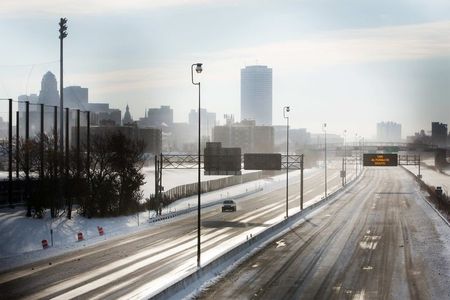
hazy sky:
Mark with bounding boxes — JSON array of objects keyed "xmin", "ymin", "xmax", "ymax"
[{"xmin": 1, "ymin": 0, "xmax": 449, "ymax": 139}]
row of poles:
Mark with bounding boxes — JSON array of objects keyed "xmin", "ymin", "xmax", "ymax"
[{"xmin": 2, "ymin": 98, "xmax": 91, "ymax": 210}]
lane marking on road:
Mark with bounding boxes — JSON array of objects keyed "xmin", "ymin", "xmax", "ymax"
[
  {"xmin": 275, "ymin": 239, "xmax": 286, "ymax": 248},
  {"xmin": 0, "ymin": 228, "xmax": 182, "ymax": 285},
  {"xmin": 359, "ymin": 235, "xmax": 381, "ymax": 250},
  {"xmin": 353, "ymin": 289, "xmax": 366, "ymax": 300},
  {"xmin": 332, "ymin": 285, "xmax": 342, "ymax": 292},
  {"xmin": 28, "ymin": 223, "xmax": 239, "ymax": 300}
]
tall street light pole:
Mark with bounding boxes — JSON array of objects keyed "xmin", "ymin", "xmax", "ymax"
[
  {"xmin": 283, "ymin": 106, "xmax": 290, "ymax": 218},
  {"xmin": 323, "ymin": 123, "xmax": 327, "ymax": 199},
  {"xmin": 59, "ymin": 18, "xmax": 67, "ymax": 166},
  {"xmin": 191, "ymin": 63, "xmax": 203, "ymax": 268}
]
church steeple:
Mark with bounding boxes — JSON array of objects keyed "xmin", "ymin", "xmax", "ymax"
[{"xmin": 122, "ymin": 104, "xmax": 133, "ymax": 125}]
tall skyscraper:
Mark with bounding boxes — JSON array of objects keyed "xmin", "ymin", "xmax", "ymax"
[
  {"xmin": 38, "ymin": 71, "xmax": 59, "ymax": 106},
  {"xmin": 240, "ymin": 65, "xmax": 272, "ymax": 125}
]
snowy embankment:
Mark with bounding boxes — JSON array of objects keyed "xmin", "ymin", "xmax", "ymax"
[
  {"xmin": 0, "ymin": 168, "xmax": 316, "ymax": 271},
  {"xmin": 404, "ymin": 160, "xmax": 450, "ymax": 194},
  {"xmin": 403, "ymin": 161, "xmax": 450, "ymax": 225}
]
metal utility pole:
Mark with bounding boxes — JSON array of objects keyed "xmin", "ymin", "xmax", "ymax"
[
  {"xmin": 191, "ymin": 63, "xmax": 203, "ymax": 268},
  {"xmin": 323, "ymin": 123, "xmax": 327, "ymax": 199},
  {"xmin": 7, "ymin": 99, "xmax": 12, "ymax": 207},
  {"xmin": 53, "ymin": 106, "xmax": 58, "ymax": 217},
  {"xmin": 283, "ymin": 106, "xmax": 290, "ymax": 218},
  {"xmin": 300, "ymin": 154, "xmax": 304, "ymax": 210},
  {"xmin": 65, "ymin": 108, "xmax": 69, "ymax": 178},
  {"xmin": 16, "ymin": 111, "xmax": 19, "ymax": 179},
  {"xmin": 40, "ymin": 104, "xmax": 44, "ymax": 179},
  {"xmin": 59, "ymin": 17, "xmax": 68, "ymax": 168},
  {"xmin": 76, "ymin": 110, "xmax": 80, "ymax": 181},
  {"xmin": 25, "ymin": 101, "xmax": 30, "ymax": 216},
  {"xmin": 86, "ymin": 111, "xmax": 90, "ymax": 182}
]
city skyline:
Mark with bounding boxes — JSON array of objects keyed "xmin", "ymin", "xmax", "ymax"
[
  {"xmin": 1, "ymin": 1, "xmax": 450, "ymax": 139},
  {"xmin": 10, "ymin": 69, "xmax": 447, "ymax": 140}
]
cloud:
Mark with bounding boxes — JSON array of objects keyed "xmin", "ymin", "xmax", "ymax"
[
  {"xmin": 204, "ymin": 20, "xmax": 450, "ymax": 71},
  {"xmin": 0, "ymin": 0, "xmax": 238, "ymax": 16},
  {"xmin": 66, "ymin": 61, "xmax": 190, "ymax": 96},
  {"xmin": 61, "ymin": 20, "xmax": 450, "ymax": 96}
]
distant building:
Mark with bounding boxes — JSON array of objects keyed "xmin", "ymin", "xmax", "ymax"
[
  {"xmin": 137, "ymin": 106, "xmax": 173, "ymax": 128},
  {"xmin": 122, "ymin": 104, "xmax": 133, "ymax": 125},
  {"xmin": 18, "ymin": 93, "xmax": 52, "ymax": 136},
  {"xmin": 188, "ymin": 108, "xmax": 216, "ymax": 139},
  {"xmin": 406, "ymin": 129, "xmax": 432, "ymax": 145},
  {"xmin": 89, "ymin": 103, "xmax": 121, "ymax": 126},
  {"xmin": 310, "ymin": 133, "xmax": 344, "ymax": 146},
  {"xmin": 73, "ymin": 125, "xmax": 162, "ymax": 154},
  {"xmin": 18, "ymin": 94, "xmax": 39, "ymax": 112},
  {"xmin": 0, "ymin": 116, "xmax": 8, "ymax": 139},
  {"xmin": 39, "ymin": 71, "xmax": 59, "ymax": 106},
  {"xmin": 17, "ymin": 72, "xmax": 121, "ymax": 139},
  {"xmin": 273, "ymin": 126, "xmax": 310, "ymax": 152},
  {"xmin": 241, "ymin": 65, "xmax": 272, "ymax": 125},
  {"xmin": 376, "ymin": 121, "xmax": 402, "ymax": 143},
  {"xmin": 18, "ymin": 72, "xmax": 60, "ymax": 137},
  {"xmin": 64, "ymin": 86, "xmax": 89, "ymax": 110},
  {"xmin": 213, "ymin": 119, "xmax": 274, "ymax": 153},
  {"xmin": 432, "ymin": 122, "xmax": 448, "ymax": 147},
  {"xmin": 167, "ymin": 122, "xmax": 196, "ymax": 153}
]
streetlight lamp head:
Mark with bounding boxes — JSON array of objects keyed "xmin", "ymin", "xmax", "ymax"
[
  {"xmin": 195, "ymin": 63, "xmax": 203, "ymax": 73},
  {"xmin": 286, "ymin": 106, "xmax": 290, "ymax": 112}
]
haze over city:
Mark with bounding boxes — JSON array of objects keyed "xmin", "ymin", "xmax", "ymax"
[
  {"xmin": 1, "ymin": 0, "xmax": 450, "ymax": 138},
  {"xmin": 3, "ymin": 1, "xmax": 450, "ymax": 299}
]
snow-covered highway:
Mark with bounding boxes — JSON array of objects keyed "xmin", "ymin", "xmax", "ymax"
[
  {"xmin": 0, "ymin": 162, "xmax": 349, "ymax": 299},
  {"xmin": 197, "ymin": 167, "xmax": 450, "ymax": 300}
]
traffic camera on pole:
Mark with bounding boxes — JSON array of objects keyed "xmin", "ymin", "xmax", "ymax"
[{"xmin": 59, "ymin": 18, "xmax": 68, "ymax": 39}]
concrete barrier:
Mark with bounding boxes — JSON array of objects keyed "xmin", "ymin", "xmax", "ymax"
[{"xmin": 151, "ymin": 171, "xmax": 365, "ymax": 300}]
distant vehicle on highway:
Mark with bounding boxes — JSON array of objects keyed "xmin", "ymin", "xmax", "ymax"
[{"xmin": 222, "ymin": 200, "xmax": 236, "ymax": 212}]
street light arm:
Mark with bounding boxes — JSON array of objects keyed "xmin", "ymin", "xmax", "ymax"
[
  {"xmin": 283, "ymin": 106, "xmax": 290, "ymax": 119},
  {"xmin": 191, "ymin": 64, "xmax": 201, "ymax": 85}
]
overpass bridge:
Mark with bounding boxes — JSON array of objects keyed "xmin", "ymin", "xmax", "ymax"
[{"xmin": 304, "ymin": 142, "xmax": 439, "ymax": 153}]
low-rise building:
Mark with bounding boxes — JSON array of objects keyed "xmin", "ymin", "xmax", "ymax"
[{"xmin": 213, "ymin": 119, "xmax": 274, "ymax": 153}]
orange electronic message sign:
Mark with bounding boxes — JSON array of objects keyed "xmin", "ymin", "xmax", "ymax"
[{"xmin": 363, "ymin": 154, "xmax": 398, "ymax": 167}]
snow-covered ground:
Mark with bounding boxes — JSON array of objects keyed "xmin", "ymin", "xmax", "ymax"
[
  {"xmin": 404, "ymin": 162, "xmax": 450, "ymax": 195},
  {"xmin": 0, "ymin": 167, "xmax": 317, "ymax": 272}
]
